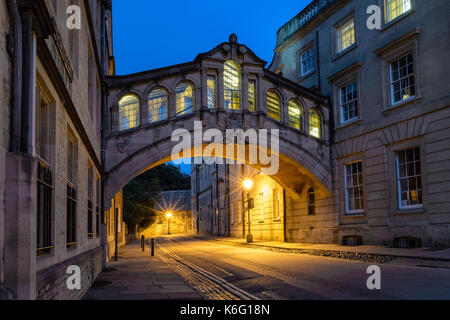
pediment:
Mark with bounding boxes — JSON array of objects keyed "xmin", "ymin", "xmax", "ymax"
[{"xmin": 194, "ymin": 34, "xmax": 267, "ymax": 66}]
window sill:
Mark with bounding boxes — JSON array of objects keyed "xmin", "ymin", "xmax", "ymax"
[
  {"xmin": 343, "ymin": 212, "xmax": 365, "ymax": 218},
  {"xmin": 383, "ymin": 95, "xmax": 422, "ymax": 114},
  {"xmin": 336, "ymin": 118, "xmax": 362, "ymax": 131},
  {"xmin": 333, "ymin": 44, "xmax": 358, "ymax": 62},
  {"xmin": 381, "ymin": 10, "xmax": 415, "ymax": 33},
  {"xmin": 394, "ymin": 207, "xmax": 425, "ymax": 215},
  {"xmin": 299, "ymin": 70, "xmax": 315, "ymax": 82}
]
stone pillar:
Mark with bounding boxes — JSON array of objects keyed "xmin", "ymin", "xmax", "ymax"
[
  {"xmin": 111, "ymin": 105, "xmax": 119, "ymax": 134},
  {"xmin": 4, "ymin": 153, "xmax": 38, "ymax": 300},
  {"xmin": 168, "ymin": 93, "xmax": 176, "ymax": 120},
  {"xmin": 140, "ymin": 99, "xmax": 148, "ymax": 126},
  {"xmin": 242, "ymin": 70, "xmax": 249, "ymax": 112},
  {"xmin": 217, "ymin": 67, "xmax": 224, "ymax": 111},
  {"xmin": 257, "ymin": 73, "xmax": 264, "ymax": 114},
  {"xmin": 201, "ymin": 67, "xmax": 207, "ymax": 109}
]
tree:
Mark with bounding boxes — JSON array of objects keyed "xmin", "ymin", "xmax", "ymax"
[{"xmin": 123, "ymin": 163, "xmax": 190, "ymax": 230}]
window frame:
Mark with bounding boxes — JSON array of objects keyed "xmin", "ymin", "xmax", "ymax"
[
  {"xmin": 299, "ymin": 46, "xmax": 315, "ymax": 78},
  {"xmin": 389, "ymin": 52, "xmax": 416, "ymax": 106},
  {"xmin": 266, "ymin": 89, "xmax": 282, "ymax": 122},
  {"xmin": 344, "ymin": 160, "xmax": 365, "ymax": 215},
  {"xmin": 223, "ymin": 60, "xmax": 242, "ymax": 110},
  {"xmin": 118, "ymin": 93, "xmax": 140, "ymax": 131},
  {"xmin": 395, "ymin": 147, "xmax": 423, "ymax": 210},
  {"xmin": 336, "ymin": 17, "xmax": 356, "ymax": 54},
  {"xmin": 339, "ymin": 81, "xmax": 360, "ymax": 125},
  {"xmin": 288, "ymin": 99, "xmax": 303, "ymax": 131},
  {"xmin": 207, "ymin": 74, "xmax": 217, "ymax": 109},
  {"xmin": 175, "ymin": 82, "xmax": 195, "ymax": 116},
  {"xmin": 308, "ymin": 109, "xmax": 322, "ymax": 139},
  {"xmin": 384, "ymin": 0, "xmax": 413, "ymax": 24},
  {"xmin": 148, "ymin": 87, "xmax": 168, "ymax": 123}
]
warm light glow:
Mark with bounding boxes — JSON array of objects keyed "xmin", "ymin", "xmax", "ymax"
[
  {"xmin": 243, "ymin": 179, "xmax": 254, "ymax": 191},
  {"xmin": 165, "ymin": 212, "xmax": 172, "ymax": 219}
]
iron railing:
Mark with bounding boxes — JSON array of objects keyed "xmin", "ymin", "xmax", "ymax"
[
  {"xmin": 37, "ymin": 159, "xmax": 53, "ymax": 255},
  {"xmin": 66, "ymin": 182, "xmax": 77, "ymax": 246}
]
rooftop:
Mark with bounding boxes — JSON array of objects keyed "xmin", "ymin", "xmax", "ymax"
[{"xmin": 276, "ymin": 0, "xmax": 336, "ymax": 47}]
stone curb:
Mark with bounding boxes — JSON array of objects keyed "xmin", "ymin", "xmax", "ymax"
[{"xmin": 193, "ymin": 236, "xmax": 450, "ymax": 265}]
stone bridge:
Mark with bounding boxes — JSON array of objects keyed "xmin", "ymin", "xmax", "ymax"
[{"xmin": 103, "ymin": 35, "xmax": 331, "ymax": 209}]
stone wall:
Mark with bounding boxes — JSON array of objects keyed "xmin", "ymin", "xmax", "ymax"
[
  {"xmin": 36, "ymin": 247, "xmax": 102, "ymax": 300},
  {"xmin": 0, "ymin": 0, "xmax": 11, "ymax": 289}
]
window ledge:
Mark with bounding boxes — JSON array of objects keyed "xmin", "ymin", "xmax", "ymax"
[
  {"xmin": 383, "ymin": 95, "xmax": 422, "ymax": 114},
  {"xmin": 337, "ymin": 118, "xmax": 363, "ymax": 131},
  {"xmin": 381, "ymin": 10, "xmax": 415, "ymax": 33},
  {"xmin": 299, "ymin": 70, "xmax": 315, "ymax": 82},
  {"xmin": 343, "ymin": 212, "xmax": 365, "ymax": 218},
  {"xmin": 394, "ymin": 207, "xmax": 425, "ymax": 215},
  {"xmin": 333, "ymin": 44, "xmax": 358, "ymax": 62}
]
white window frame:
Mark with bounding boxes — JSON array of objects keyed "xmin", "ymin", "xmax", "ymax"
[
  {"xmin": 337, "ymin": 18, "xmax": 355, "ymax": 53},
  {"xmin": 390, "ymin": 53, "xmax": 416, "ymax": 105},
  {"xmin": 385, "ymin": 0, "xmax": 412, "ymax": 24},
  {"xmin": 300, "ymin": 47, "xmax": 315, "ymax": 77},
  {"xmin": 340, "ymin": 81, "xmax": 359, "ymax": 124},
  {"xmin": 396, "ymin": 147, "xmax": 423, "ymax": 209},
  {"xmin": 344, "ymin": 160, "xmax": 365, "ymax": 215}
]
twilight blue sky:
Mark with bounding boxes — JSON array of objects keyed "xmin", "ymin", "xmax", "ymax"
[
  {"xmin": 112, "ymin": 0, "xmax": 310, "ymax": 75},
  {"xmin": 112, "ymin": 0, "xmax": 310, "ymax": 175}
]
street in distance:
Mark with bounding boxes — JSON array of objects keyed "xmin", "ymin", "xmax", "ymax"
[{"xmin": 180, "ymin": 304, "xmax": 271, "ymax": 318}]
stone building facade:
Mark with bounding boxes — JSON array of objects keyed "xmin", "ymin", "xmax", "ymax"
[
  {"xmin": 269, "ymin": 0, "xmax": 450, "ymax": 246},
  {"xmin": 194, "ymin": 0, "xmax": 450, "ymax": 247},
  {"xmin": 0, "ymin": 0, "xmax": 121, "ymax": 300}
]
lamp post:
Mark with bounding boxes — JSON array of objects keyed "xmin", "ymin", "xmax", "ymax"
[
  {"xmin": 243, "ymin": 179, "xmax": 254, "ymax": 243},
  {"xmin": 166, "ymin": 212, "xmax": 172, "ymax": 235}
]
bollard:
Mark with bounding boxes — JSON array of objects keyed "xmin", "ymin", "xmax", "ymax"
[
  {"xmin": 141, "ymin": 235, "xmax": 145, "ymax": 252},
  {"xmin": 151, "ymin": 238, "xmax": 155, "ymax": 257}
]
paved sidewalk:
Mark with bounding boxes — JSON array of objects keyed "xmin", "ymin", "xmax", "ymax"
[
  {"xmin": 195, "ymin": 235, "xmax": 450, "ymax": 266},
  {"xmin": 83, "ymin": 241, "xmax": 201, "ymax": 300}
]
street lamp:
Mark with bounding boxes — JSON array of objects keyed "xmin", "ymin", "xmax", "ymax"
[
  {"xmin": 243, "ymin": 179, "xmax": 254, "ymax": 243},
  {"xmin": 166, "ymin": 212, "xmax": 172, "ymax": 235}
]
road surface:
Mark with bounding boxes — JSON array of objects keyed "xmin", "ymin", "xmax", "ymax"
[{"xmin": 155, "ymin": 235, "xmax": 450, "ymax": 300}]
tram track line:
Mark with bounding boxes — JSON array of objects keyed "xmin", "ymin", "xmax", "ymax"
[{"xmin": 155, "ymin": 239, "xmax": 260, "ymax": 301}]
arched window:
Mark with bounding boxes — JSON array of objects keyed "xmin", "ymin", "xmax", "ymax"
[
  {"xmin": 119, "ymin": 94, "xmax": 140, "ymax": 131},
  {"xmin": 308, "ymin": 188, "xmax": 315, "ymax": 215},
  {"xmin": 176, "ymin": 82, "xmax": 194, "ymax": 116},
  {"xmin": 288, "ymin": 100, "xmax": 302, "ymax": 130},
  {"xmin": 148, "ymin": 88, "xmax": 168, "ymax": 123},
  {"xmin": 224, "ymin": 60, "xmax": 241, "ymax": 110},
  {"xmin": 309, "ymin": 109, "xmax": 322, "ymax": 139},
  {"xmin": 267, "ymin": 90, "xmax": 281, "ymax": 121}
]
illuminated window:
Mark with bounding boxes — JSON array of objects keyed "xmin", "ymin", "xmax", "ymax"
[
  {"xmin": 224, "ymin": 60, "xmax": 241, "ymax": 110},
  {"xmin": 337, "ymin": 18, "xmax": 355, "ymax": 53},
  {"xmin": 119, "ymin": 94, "xmax": 140, "ymax": 131},
  {"xmin": 300, "ymin": 47, "xmax": 315, "ymax": 77},
  {"xmin": 259, "ymin": 192, "xmax": 265, "ymax": 221},
  {"xmin": 148, "ymin": 88, "xmax": 167, "ymax": 123},
  {"xmin": 267, "ymin": 90, "xmax": 281, "ymax": 121},
  {"xmin": 391, "ymin": 53, "xmax": 415, "ymax": 104},
  {"xmin": 272, "ymin": 189, "xmax": 281, "ymax": 219},
  {"xmin": 345, "ymin": 161, "xmax": 364, "ymax": 214},
  {"xmin": 207, "ymin": 76, "xmax": 216, "ymax": 109},
  {"xmin": 340, "ymin": 81, "xmax": 359, "ymax": 123},
  {"xmin": 288, "ymin": 100, "xmax": 302, "ymax": 130},
  {"xmin": 309, "ymin": 110, "xmax": 322, "ymax": 139},
  {"xmin": 176, "ymin": 82, "xmax": 194, "ymax": 116},
  {"xmin": 385, "ymin": 0, "xmax": 411, "ymax": 23},
  {"xmin": 248, "ymin": 80, "xmax": 256, "ymax": 112},
  {"xmin": 396, "ymin": 147, "xmax": 422, "ymax": 208},
  {"xmin": 308, "ymin": 188, "xmax": 315, "ymax": 215}
]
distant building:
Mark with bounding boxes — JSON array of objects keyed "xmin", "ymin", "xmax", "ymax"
[{"xmin": 139, "ymin": 190, "xmax": 192, "ymax": 237}]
